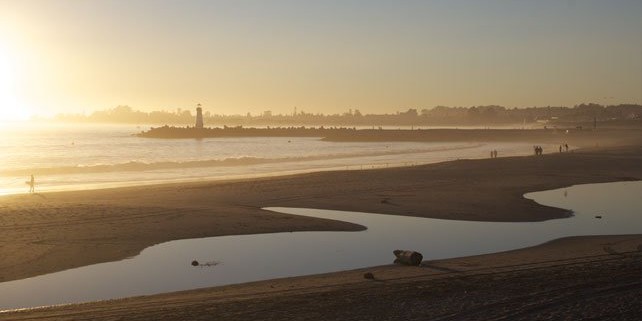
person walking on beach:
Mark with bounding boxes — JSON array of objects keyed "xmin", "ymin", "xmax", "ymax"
[
  {"xmin": 534, "ymin": 146, "xmax": 543, "ymax": 156},
  {"xmin": 28, "ymin": 174, "xmax": 35, "ymax": 194}
]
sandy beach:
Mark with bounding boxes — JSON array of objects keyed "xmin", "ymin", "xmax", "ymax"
[
  {"xmin": 1, "ymin": 144, "xmax": 641, "ymax": 319},
  {"xmin": 2, "ymin": 235, "xmax": 639, "ymax": 320},
  {"xmin": 3, "ymin": 1, "xmax": 641, "ymax": 319}
]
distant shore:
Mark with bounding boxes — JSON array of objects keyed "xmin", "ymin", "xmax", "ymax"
[
  {"xmin": 0, "ymin": 143, "xmax": 641, "ymax": 319},
  {"xmin": 137, "ymin": 125, "xmax": 642, "ymax": 147}
]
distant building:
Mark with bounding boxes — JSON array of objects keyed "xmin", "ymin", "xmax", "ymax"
[{"xmin": 195, "ymin": 104, "xmax": 204, "ymax": 128}]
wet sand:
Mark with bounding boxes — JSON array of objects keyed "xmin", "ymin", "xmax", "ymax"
[
  {"xmin": 2, "ymin": 235, "xmax": 640, "ymax": 320},
  {"xmin": 1, "ymin": 144, "xmax": 641, "ymax": 319}
]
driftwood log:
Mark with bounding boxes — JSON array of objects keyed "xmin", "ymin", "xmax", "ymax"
[{"xmin": 393, "ymin": 250, "xmax": 423, "ymax": 266}]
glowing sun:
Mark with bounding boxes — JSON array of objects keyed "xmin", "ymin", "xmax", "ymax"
[{"xmin": 0, "ymin": 42, "xmax": 30, "ymax": 122}]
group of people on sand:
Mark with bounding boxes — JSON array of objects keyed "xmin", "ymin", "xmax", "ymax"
[
  {"xmin": 533, "ymin": 145, "xmax": 544, "ymax": 156},
  {"xmin": 558, "ymin": 143, "xmax": 569, "ymax": 153},
  {"xmin": 489, "ymin": 150, "xmax": 499, "ymax": 158}
]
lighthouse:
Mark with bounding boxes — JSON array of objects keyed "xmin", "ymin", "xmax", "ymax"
[{"xmin": 195, "ymin": 104, "xmax": 204, "ymax": 129}]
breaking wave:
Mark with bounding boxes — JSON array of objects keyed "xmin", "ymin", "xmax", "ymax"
[{"xmin": 1, "ymin": 144, "xmax": 483, "ymax": 176}]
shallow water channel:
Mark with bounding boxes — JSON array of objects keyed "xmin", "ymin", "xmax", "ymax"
[{"xmin": 1, "ymin": 181, "xmax": 641, "ymax": 310}]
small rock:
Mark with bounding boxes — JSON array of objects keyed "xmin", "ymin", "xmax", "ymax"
[
  {"xmin": 191, "ymin": 260, "xmax": 199, "ymax": 266},
  {"xmin": 363, "ymin": 272, "xmax": 375, "ymax": 280},
  {"xmin": 393, "ymin": 250, "xmax": 423, "ymax": 266}
]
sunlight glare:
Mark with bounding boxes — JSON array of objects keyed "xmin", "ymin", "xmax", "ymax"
[{"xmin": 0, "ymin": 41, "xmax": 30, "ymax": 122}]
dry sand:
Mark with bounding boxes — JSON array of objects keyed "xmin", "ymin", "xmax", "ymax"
[{"xmin": 1, "ymin": 144, "xmax": 641, "ymax": 319}]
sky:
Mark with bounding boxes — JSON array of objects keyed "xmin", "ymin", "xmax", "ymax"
[{"xmin": 0, "ymin": 0, "xmax": 640, "ymax": 119}]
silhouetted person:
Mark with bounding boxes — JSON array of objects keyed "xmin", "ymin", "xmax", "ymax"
[
  {"xmin": 28, "ymin": 175, "xmax": 35, "ymax": 194},
  {"xmin": 559, "ymin": 145, "xmax": 562, "ymax": 153},
  {"xmin": 565, "ymin": 144, "xmax": 569, "ymax": 152},
  {"xmin": 534, "ymin": 145, "xmax": 539, "ymax": 156},
  {"xmin": 534, "ymin": 146, "xmax": 543, "ymax": 156}
]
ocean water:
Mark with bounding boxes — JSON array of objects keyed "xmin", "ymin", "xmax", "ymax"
[{"xmin": 0, "ymin": 123, "xmax": 553, "ymax": 195}]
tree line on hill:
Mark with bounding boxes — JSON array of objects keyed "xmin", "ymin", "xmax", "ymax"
[{"xmin": 54, "ymin": 103, "xmax": 642, "ymax": 127}]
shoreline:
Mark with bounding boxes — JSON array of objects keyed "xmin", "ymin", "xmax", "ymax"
[
  {"xmin": 0, "ymin": 140, "xmax": 563, "ymax": 198},
  {"xmin": 4, "ymin": 126, "xmax": 640, "ymax": 197},
  {"xmin": 0, "ymin": 141, "xmax": 540, "ymax": 198},
  {"xmin": 0, "ymin": 144, "xmax": 641, "ymax": 318},
  {"xmin": 1, "ymin": 145, "xmax": 641, "ymax": 282}
]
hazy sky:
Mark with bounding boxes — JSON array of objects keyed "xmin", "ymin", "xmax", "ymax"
[{"xmin": 0, "ymin": 0, "xmax": 640, "ymax": 118}]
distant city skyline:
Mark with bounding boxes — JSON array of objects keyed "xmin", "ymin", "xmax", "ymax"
[
  {"xmin": 52, "ymin": 103, "xmax": 642, "ymax": 128},
  {"xmin": 0, "ymin": 0, "xmax": 641, "ymax": 121}
]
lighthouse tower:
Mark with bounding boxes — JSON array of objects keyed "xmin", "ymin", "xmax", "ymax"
[{"xmin": 195, "ymin": 104, "xmax": 204, "ymax": 129}]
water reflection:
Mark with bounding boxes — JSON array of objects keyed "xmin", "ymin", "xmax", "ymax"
[{"xmin": 0, "ymin": 181, "xmax": 640, "ymax": 310}]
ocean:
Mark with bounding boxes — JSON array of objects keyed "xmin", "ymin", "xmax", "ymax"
[{"xmin": 0, "ymin": 123, "xmax": 549, "ymax": 195}]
